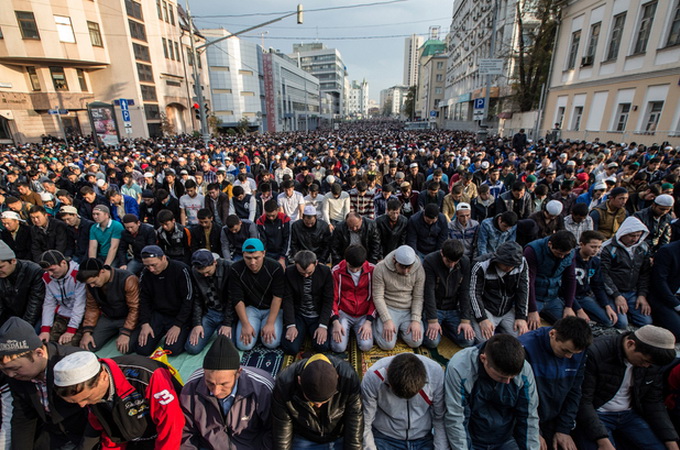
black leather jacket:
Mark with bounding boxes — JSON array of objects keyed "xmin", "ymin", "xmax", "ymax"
[
  {"xmin": 290, "ymin": 218, "xmax": 332, "ymax": 264},
  {"xmin": 272, "ymin": 355, "xmax": 363, "ymax": 449},
  {"xmin": 330, "ymin": 218, "xmax": 381, "ymax": 266},
  {"xmin": 191, "ymin": 258, "xmax": 232, "ymax": 327},
  {"xmin": 0, "ymin": 259, "xmax": 45, "ymax": 325},
  {"xmin": 375, "ymin": 214, "xmax": 408, "ymax": 257}
]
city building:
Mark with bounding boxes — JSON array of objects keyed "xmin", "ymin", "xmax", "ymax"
[
  {"xmin": 347, "ymin": 79, "xmax": 369, "ymax": 119},
  {"xmin": 0, "ymin": 0, "xmax": 209, "ymax": 143},
  {"xmin": 202, "ymin": 29, "xmax": 264, "ymax": 132},
  {"xmin": 380, "ymin": 85, "xmax": 410, "ymax": 117},
  {"xmin": 416, "ymin": 38, "xmax": 447, "ymax": 121},
  {"xmin": 541, "ymin": 0, "xmax": 680, "ymax": 145},
  {"xmin": 403, "ymin": 34, "xmax": 424, "ymax": 87},
  {"xmin": 441, "ymin": 0, "xmax": 532, "ymax": 130},
  {"xmin": 262, "ymin": 50, "xmax": 320, "ymax": 132},
  {"xmin": 289, "ymin": 43, "xmax": 347, "ymax": 119}
]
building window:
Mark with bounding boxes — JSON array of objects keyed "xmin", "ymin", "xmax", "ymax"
[
  {"xmin": 129, "ymin": 20, "xmax": 147, "ymax": 41},
  {"xmin": 239, "ymin": 70, "xmax": 253, "ymax": 76},
  {"xmin": 76, "ymin": 69, "xmax": 88, "ymax": 91},
  {"xmin": 156, "ymin": 0, "xmax": 163, "ymax": 20},
  {"xmin": 614, "ymin": 103, "xmax": 631, "ymax": 131},
  {"xmin": 16, "ymin": 11, "xmax": 40, "ymax": 39},
  {"xmin": 137, "ymin": 63, "xmax": 154, "ymax": 82},
  {"xmin": 667, "ymin": 2, "xmax": 680, "ymax": 46},
  {"xmin": 144, "ymin": 104, "xmax": 160, "ymax": 120},
  {"xmin": 436, "ymin": 61, "xmax": 444, "ymax": 69},
  {"xmin": 174, "ymin": 42, "xmax": 180, "ymax": 61},
  {"xmin": 133, "ymin": 43, "xmax": 150, "ymax": 61},
  {"xmin": 168, "ymin": 39, "xmax": 174, "ymax": 60},
  {"xmin": 49, "ymin": 67, "xmax": 68, "ymax": 91},
  {"xmin": 633, "ymin": 1, "xmax": 657, "ymax": 54},
  {"xmin": 435, "ymin": 87, "xmax": 443, "ymax": 94},
  {"xmin": 162, "ymin": 38, "xmax": 168, "ymax": 58},
  {"xmin": 27, "ymin": 66, "xmax": 41, "ymax": 91},
  {"xmin": 0, "ymin": 27, "xmax": 3, "ymax": 39},
  {"xmin": 87, "ymin": 21, "xmax": 103, "ymax": 47},
  {"xmin": 163, "ymin": 1, "xmax": 169, "ymax": 22},
  {"xmin": 125, "ymin": 0, "xmax": 143, "ymax": 21},
  {"xmin": 436, "ymin": 74, "xmax": 443, "ymax": 81},
  {"xmin": 566, "ymin": 30, "xmax": 581, "ymax": 69},
  {"xmin": 169, "ymin": 6, "xmax": 175, "ymax": 25},
  {"xmin": 186, "ymin": 48, "xmax": 194, "ymax": 66},
  {"xmin": 582, "ymin": 22, "xmax": 600, "ymax": 65},
  {"xmin": 556, "ymin": 106, "xmax": 565, "ymax": 128},
  {"xmin": 606, "ymin": 13, "xmax": 626, "ymax": 60},
  {"xmin": 571, "ymin": 106, "xmax": 583, "ymax": 131},
  {"xmin": 643, "ymin": 101, "xmax": 663, "ymax": 132},
  {"xmin": 54, "ymin": 16, "xmax": 76, "ymax": 43},
  {"xmin": 141, "ymin": 85, "xmax": 157, "ymax": 102}
]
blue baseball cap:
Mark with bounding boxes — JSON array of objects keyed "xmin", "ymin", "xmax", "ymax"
[{"xmin": 242, "ymin": 238, "xmax": 264, "ymax": 253}]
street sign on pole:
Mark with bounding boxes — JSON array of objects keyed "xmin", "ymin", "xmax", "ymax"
[
  {"xmin": 48, "ymin": 109, "xmax": 58, "ymax": 115},
  {"xmin": 473, "ymin": 109, "xmax": 485, "ymax": 120},
  {"xmin": 119, "ymin": 99, "xmax": 129, "ymax": 111},
  {"xmin": 58, "ymin": 109, "xmax": 68, "ymax": 115},
  {"xmin": 473, "ymin": 98, "xmax": 485, "ymax": 120},
  {"xmin": 479, "ymin": 58, "xmax": 504, "ymax": 75},
  {"xmin": 121, "ymin": 110, "xmax": 131, "ymax": 122},
  {"xmin": 473, "ymin": 98, "xmax": 485, "ymax": 110}
]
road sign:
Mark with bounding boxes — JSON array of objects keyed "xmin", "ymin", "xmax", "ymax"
[
  {"xmin": 473, "ymin": 109, "xmax": 485, "ymax": 120},
  {"xmin": 58, "ymin": 109, "xmax": 68, "ymax": 115},
  {"xmin": 473, "ymin": 98, "xmax": 485, "ymax": 110},
  {"xmin": 121, "ymin": 110, "xmax": 131, "ymax": 122},
  {"xmin": 479, "ymin": 58, "xmax": 504, "ymax": 75},
  {"xmin": 119, "ymin": 99, "xmax": 129, "ymax": 111},
  {"xmin": 430, "ymin": 110, "xmax": 437, "ymax": 117},
  {"xmin": 48, "ymin": 109, "xmax": 58, "ymax": 115}
]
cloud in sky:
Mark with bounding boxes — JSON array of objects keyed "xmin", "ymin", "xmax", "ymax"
[{"xmin": 189, "ymin": 0, "xmax": 453, "ymax": 102}]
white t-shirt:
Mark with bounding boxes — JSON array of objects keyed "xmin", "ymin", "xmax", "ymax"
[
  {"xmin": 277, "ymin": 191, "xmax": 304, "ymax": 221},
  {"xmin": 598, "ymin": 361, "xmax": 633, "ymax": 412},
  {"xmin": 180, "ymin": 193, "xmax": 205, "ymax": 226}
]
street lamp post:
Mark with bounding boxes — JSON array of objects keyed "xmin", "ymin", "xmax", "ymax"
[{"xmin": 184, "ymin": 2, "xmax": 304, "ymax": 140}]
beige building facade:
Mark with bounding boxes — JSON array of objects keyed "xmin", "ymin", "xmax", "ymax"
[
  {"xmin": 542, "ymin": 0, "xmax": 680, "ymax": 145},
  {"xmin": 0, "ymin": 0, "xmax": 209, "ymax": 144}
]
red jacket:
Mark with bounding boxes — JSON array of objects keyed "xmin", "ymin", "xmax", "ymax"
[
  {"xmin": 87, "ymin": 357, "xmax": 184, "ymax": 449},
  {"xmin": 331, "ymin": 260, "xmax": 375, "ymax": 319}
]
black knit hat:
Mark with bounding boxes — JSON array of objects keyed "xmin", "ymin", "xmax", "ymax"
[
  {"xmin": 299, "ymin": 354, "xmax": 339, "ymax": 402},
  {"xmin": 203, "ymin": 335, "xmax": 241, "ymax": 370}
]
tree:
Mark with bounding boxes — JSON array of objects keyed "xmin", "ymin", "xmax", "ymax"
[
  {"xmin": 236, "ymin": 117, "xmax": 250, "ymax": 135},
  {"xmin": 382, "ymin": 98, "xmax": 393, "ymax": 117},
  {"xmin": 159, "ymin": 112, "xmax": 175, "ymax": 136},
  {"xmin": 207, "ymin": 113, "xmax": 221, "ymax": 134},
  {"xmin": 513, "ymin": 0, "xmax": 559, "ymax": 112},
  {"xmin": 402, "ymin": 85, "xmax": 417, "ymax": 120}
]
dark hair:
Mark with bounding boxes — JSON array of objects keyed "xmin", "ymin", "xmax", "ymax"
[
  {"xmin": 264, "ymin": 199, "xmax": 278, "ymax": 213},
  {"xmin": 499, "ymin": 211, "xmax": 518, "ymax": 226},
  {"xmin": 157, "ymin": 209, "xmax": 175, "ymax": 224},
  {"xmin": 232, "ymin": 186, "xmax": 245, "ymax": 197},
  {"xmin": 293, "ymin": 250, "xmax": 317, "ymax": 268},
  {"xmin": 441, "ymin": 239, "xmax": 465, "ymax": 262},
  {"xmin": 382, "ymin": 184, "xmax": 394, "ymax": 193},
  {"xmin": 628, "ymin": 333, "xmax": 676, "ymax": 366},
  {"xmin": 451, "ymin": 185, "xmax": 463, "ymax": 195},
  {"xmin": 560, "ymin": 180, "xmax": 574, "ymax": 191},
  {"xmin": 344, "ymin": 245, "xmax": 367, "ymax": 268},
  {"xmin": 281, "ymin": 180, "xmax": 294, "ymax": 190},
  {"xmin": 553, "ymin": 316, "xmax": 593, "ymax": 350},
  {"xmin": 54, "ymin": 368, "xmax": 101, "ymax": 398},
  {"xmin": 122, "ymin": 214, "xmax": 139, "ymax": 224},
  {"xmin": 155, "ymin": 188, "xmax": 169, "ymax": 200},
  {"xmin": 478, "ymin": 184, "xmax": 490, "ymax": 194},
  {"xmin": 484, "ymin": 334, "xmax": 525, "ymax": 376},
  {"xmin": 29, "ymin": 205, "xmax": 47, "ymax": 215},
  {"xmin": 549, "ymin": 230, "xmax": 577, "ymax": 252},
  {"xmin": 534, "ymin": 184, "xmax": 549, "ymax": 196},
  {"xmin": 226, "ymin": 214, "xmax": 241, "ymax": 228},
  {"xmin": 424, "ymin": 204, "xmax": 440, "ymax": 218},
  {"xmin": 571, "ymin": 203, "xmax": 589, "ymax": 217},
  {"xmin": 197, "ymin": 208, "xmax": 213, "ymax": 220},
  {"xmin": 80, "ymin": 186, "xmax": 94, "ymax": 195},
  {"xmin": 511, "ymin": 181, "xmax": 526, "ymax": 192},
  {"xmin": 105, "ymin": 189, "xmax": 120, "ymax": 200},
  {"xmin": 386, "ymin": 198, "xmax": 401, "ymax": 211},
  {"xmin": 356, "ymin": 181, "xmax": 367, "ymax": 192},
  {"xmin": 5, "ymin": 196, "xmax": 20, "ymax": 205},
  {"xmin": 386, "ymin": 353, "xmax": 427, "ymax": 399},
  {"xmin": 184, "ymin": 180, "xmax": 197, "ymax": 189},
  {"xmin": 579, "ymin": 230, "xmax": 605, "ymax": 244},
  {"xmin": 428, "ymin": 180, "xmax": 440, "ymax": 191},
  {"xmin": 207, "ymin": 182, "xmax": 220, "ymax": 191}
]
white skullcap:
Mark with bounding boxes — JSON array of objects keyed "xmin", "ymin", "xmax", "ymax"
[
  {"xmin": 53, "ymin": 352, "xmax": 101, "ymax": 387},
  {"xmin": 545, "ymin": 200, "xmax": 564, "ymax": 216},
  {"xmin": 654, "ymin": 194, "xmax": 674, "ymax": 207},
  {"xmin": 456, "ymin": 202, "xmax": 471, "ymax": 211},
  {"xmin": 394, "ymin": 245, "xmax": 416, "ymax": 266}
]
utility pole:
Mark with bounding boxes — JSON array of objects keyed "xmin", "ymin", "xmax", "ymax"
[
  {"xmin": 482, "ymin": 0, "xmax": 499, "ymax": 129},
  {"xmin": 185, "ymin": 0, "xmax": 209, "ymax": 142},
  {"xmin": 184, "ymin": 2, "xmax": 303, "ymax": 139}
]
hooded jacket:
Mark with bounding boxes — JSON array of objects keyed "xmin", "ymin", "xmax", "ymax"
[
  {"xmin": 372, "ymin": 249, "xmax": 425, "ymax": 323},
  {"xmin": 362, "ymin": 355, "xmax": 447, "ymax": 449},
  {"xmin": 272, "ymin": 355, "xmax": 363, "ymax": 449},
  {"xmin": 256, "ymin": 212, "xmax": 291, "ymax": 259},
  {"xmin": 448, "ymin": 218, "xmax": 479, "ymax": 259},
  {"xmin": 470, "ymin": 242, "xmax": 529, "ymax": 321},
  {"xmin": 41, "ymin": 260, "xmax": 87, "ymax": 334},
  {"xmin": 633, "ymin": 206, "xmax": 672, "ymax": 253},
  {"xmin": 444, "ymin": 343, "xmax": 540, "ymax": 449},
  {"xmin": 331, "ymin": 260, "xmax": 375, "ymax": 319},
  {"xmin": 180, "ymin": 367, "xmax": 274, "ymax": 450},
  {"xmin": 600, "ymin": 217, "xmax": 651, "ymax": 298}
]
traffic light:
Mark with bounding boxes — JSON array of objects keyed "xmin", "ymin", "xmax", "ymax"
[
  {"xmin": 297, "ymin": 4, "xmax": 303, "ymax": 24},
  {"xmin": 193, "ymin": 103, "xmax": 200, "ymax": 120}
]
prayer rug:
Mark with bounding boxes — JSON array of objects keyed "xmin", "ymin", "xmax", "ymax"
[
  {"xmin": 241, "ymin": 346, "xmax": 286, "ymax": 378},
  {"xmin": 359, "ymin": 340, "xmax": 415, "ymax": 378}
]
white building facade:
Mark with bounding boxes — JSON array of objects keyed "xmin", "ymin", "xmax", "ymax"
[
  {"xmin": 347, "ymin": 79, "xmax": 369, "ymax": 119},
  {"xmin": 403, "ymin": 34, "xmax": 424, "ymax": 87}
]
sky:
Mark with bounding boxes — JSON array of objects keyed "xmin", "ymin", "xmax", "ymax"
[{"xmin": 189, "ymin": 0, "xmax": 453, "ymax": 102}]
